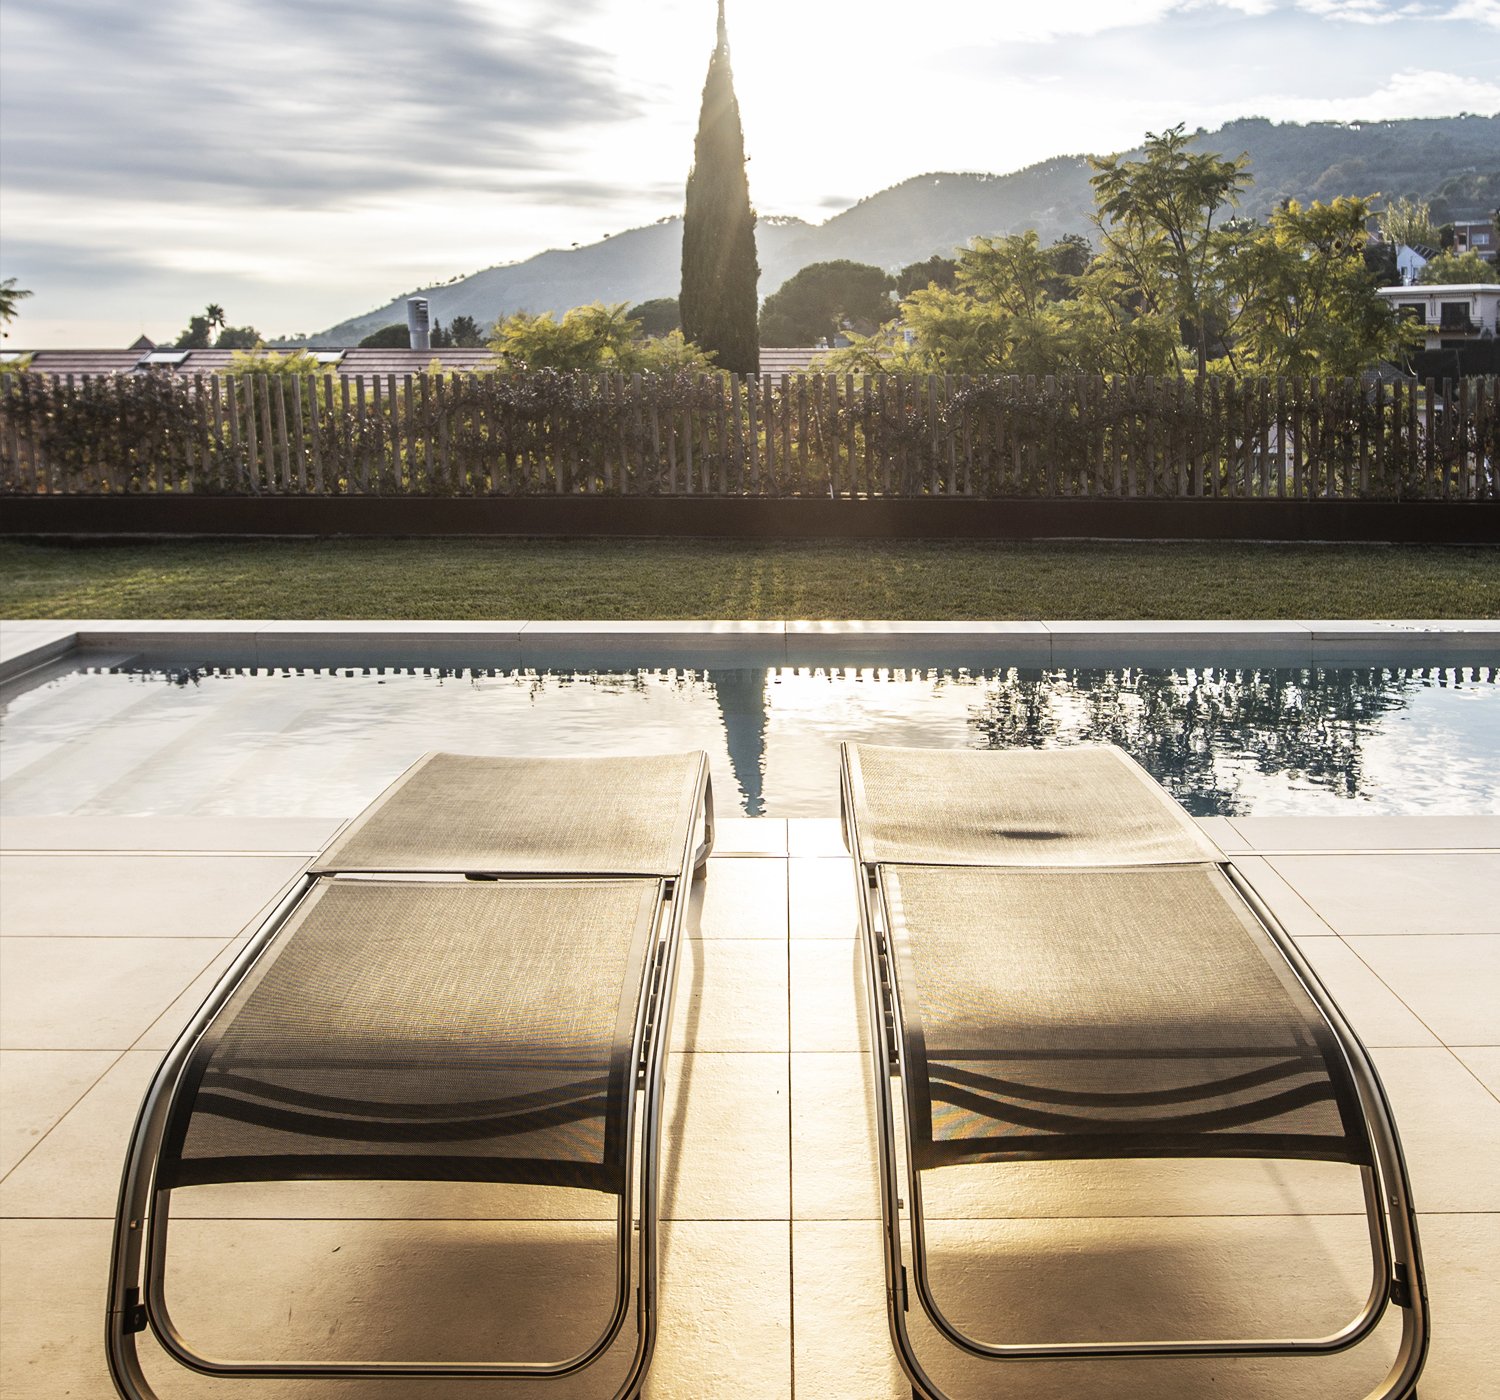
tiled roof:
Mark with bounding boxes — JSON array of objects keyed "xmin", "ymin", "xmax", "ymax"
[
  {"xmin": 335, "ymin": 349, "xmax": 495, "ymax": 377},
  {"xmin": 15, "ymin": 349, "xmax": 149, "ymax": 377},
  {"xmin": 760, "ymin": 347, "xmax": 827, "ymax": 375},
  {"xmin": 13, "ymin": 345, "xmax": 840, "ymax": 380}
]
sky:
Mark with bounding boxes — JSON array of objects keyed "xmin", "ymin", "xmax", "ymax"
[{"xmin": 2, "ymin": 0, "xmax": 1498, "ymax": 348}]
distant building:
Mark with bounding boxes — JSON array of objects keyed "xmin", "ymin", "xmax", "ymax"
[
  {"xmin": 1395, "ymin": 243, "xmax": 1438, "ymax": 285},
  {"xmin": 1378, "ymin": 284, "xmax": 1500, "ymax": 349},
  {"xmin": 1450, "ymin": 219, "xmax": 1498, "ymax": 263}
]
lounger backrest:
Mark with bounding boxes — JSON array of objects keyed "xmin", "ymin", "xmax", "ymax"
[
  {"xmin": 843, "ymin": 741, "xmax": 1369, "ymax": 1170},
  {"xmin": 315, "ymin": 751, "xmax": 707, "ymax": 876},
  {"xmin": 157, "ymin": 750, "xmax": 708, "ymax": 1195},
  {"xmin": 843, "ymin": 744, "xmax": 1221, "ymax": 867}
]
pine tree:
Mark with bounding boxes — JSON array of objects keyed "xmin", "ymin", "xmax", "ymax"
[{"xmin": 680, "ymin": 0, "xmax": 759, "ymax": 375}]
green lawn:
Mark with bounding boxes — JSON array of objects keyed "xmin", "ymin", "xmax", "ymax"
[{"xmin": 2, "ymin": 538, "xmax": 1496, "ymax": 620}]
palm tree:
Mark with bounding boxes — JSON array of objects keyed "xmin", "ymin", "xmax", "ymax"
[
  {"xmin": 0, "ymin": 277, "xmax": 33, "ymax": 335},
  {"xmin": 205, "ymin": 303, "xmax": 226, "ymax": 334}
]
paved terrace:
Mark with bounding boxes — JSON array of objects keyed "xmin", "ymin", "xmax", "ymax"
[{"xmin": 1, "ymin": 622, "xmax": 1496, "ymax": 1399}]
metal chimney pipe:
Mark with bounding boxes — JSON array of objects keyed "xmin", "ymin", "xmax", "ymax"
[{"xmin": 406, "ymin": 297, "xmax": 431, "ymax": 351}]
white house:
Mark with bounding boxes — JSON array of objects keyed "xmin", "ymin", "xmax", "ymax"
[
  {"xmin": 1394, "ymin": 243, "xmax": 1438, "ymax": 285},
  {"xmin": 1377, "ymin": 284, "xmax": 1500, "ymax": 350}
]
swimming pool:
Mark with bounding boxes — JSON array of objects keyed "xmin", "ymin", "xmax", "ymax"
[{"xmin": 3, "ymin": 658, "xmax": 1495, "ymax": 818}]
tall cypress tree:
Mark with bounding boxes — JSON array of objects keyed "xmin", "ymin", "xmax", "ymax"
[{"xmin": 680, "ymin": 0, "xmax": 759, "ymax": 375}]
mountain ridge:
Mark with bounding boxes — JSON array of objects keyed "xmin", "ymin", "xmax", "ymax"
[{"xmin": 309, "ymin": 114, "xmax": 1500, "ymax": 346}]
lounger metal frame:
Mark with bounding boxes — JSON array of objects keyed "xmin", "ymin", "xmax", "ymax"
[
  {"xmin": 107, "ymin": 762, "xmax": 713, "ymax": 1400},
  {"xmin": 841, "ymin": 759, "xmax": 1428, "ymax": 1400}
]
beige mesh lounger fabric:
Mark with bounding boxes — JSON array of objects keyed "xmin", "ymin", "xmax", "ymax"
[
  {"xmin": 841, "ymin": 742, "xmax": 1427, "ymax": 1400},
  {"xmin": 108, "ymin": 750, "xmax": 713, "ymax": 1400}
]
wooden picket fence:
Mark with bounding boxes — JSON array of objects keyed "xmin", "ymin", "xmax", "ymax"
[{"xmin": 2, "ymin": 369, "xmax": 1497, "ymax": 500}]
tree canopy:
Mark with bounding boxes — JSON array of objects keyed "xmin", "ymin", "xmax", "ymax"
[
  {"xmin": 759, "ymin": 261, "xmax": 892, "ymax": 346},
  {"xmin": 1377, "ymin": 196, "xmax": 1440, "ymax": 250},
  {"xmin": 358, "ymin": 323, "xmax": 411, "ymax": 348},
  {"xmin": 1416, "ymin": 250, "xmax": 1500, "ymax": 285},
  {"xmin": 488, "ymin": 302, "xmax": 714, "ymax": 373},
  {"xmin": 680, "ymin": 0, "xmax": 758, "ymax": 374},
  {"xmin": 1089, "ymin": 124, "xmax": 1252, "ymax": 374},
  {"xmin": 2, "ymin": 277, "xmax": 34, "ymax": 333},
  {"xmin": 627, "ymin": 298, "xmax": 683, "ymax": 337},
  {"xmin": 448, "ymin": 315, "xmax": 484, "ymax": 347},
  {"xmin": 825, "ymin": 128, "xmax": 1410, "ymax": 381}
]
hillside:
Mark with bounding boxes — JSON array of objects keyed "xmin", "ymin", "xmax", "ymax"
[{"xmin": 311, "ymin": 114, "xmax": 1499, "ymax": 346}]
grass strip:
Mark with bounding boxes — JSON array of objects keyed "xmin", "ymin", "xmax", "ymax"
[{"xmin": 2, "ymin": 538, "xmax": 1496, "ymax": 620}]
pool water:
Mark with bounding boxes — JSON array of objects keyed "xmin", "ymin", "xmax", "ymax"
[{"xmin": 3, "ymin": 662, "xmax": 1496, "ymax": 819}]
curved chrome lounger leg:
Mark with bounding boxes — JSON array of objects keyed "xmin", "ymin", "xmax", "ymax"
[
  {"xmin": 849, "ymin": 846, "xmax": 1430, "ymax": 1400},
  {"xmin": 108, "ymin": 768, "xmax": 714, "ymax": 1398}
]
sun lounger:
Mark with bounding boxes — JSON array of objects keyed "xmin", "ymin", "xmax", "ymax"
[
  {"xmin": 107, "ymin": 751, "xmax": 713, "ymax": 1399},
  {"xmin": 840, "ymin": 743, "xmax": 1427, "ymax": 1400}
]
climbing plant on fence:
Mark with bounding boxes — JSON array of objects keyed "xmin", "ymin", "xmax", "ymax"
[{"xmin": 1, "ymin": 367, "xmax": 1495, "ymax": 500}]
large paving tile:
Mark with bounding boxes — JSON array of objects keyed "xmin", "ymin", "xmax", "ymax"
[
  {"xmin": 791, "ymin": 1222, "xmax": 907, "ymax": 1400},
  {"xmin": 671, "ymin": 938, "xmax": 789, "ymax": 1053},
  {"xmin": 1372, "ymin": 1046, "xmax": 1500, "ymax": 1212},
  {"xmin": 690, "ymin": 857, "xmax": 788, "ymax": 939},
  {"xmin": 132, "ymin": 932, "xmax": 253, "ymax": 1050},
  {"xmin": 0, "ymin": 817, "xmax": 341, "ymax": 853},
  {"xmin": 0, "ymin": 1052, "xmax": 160, "ymax": 1217},
  {"xmin": 1412, "ymin": 1212, "xmax": 1500, "ymax": 1400},
  {"xmin": 1292, "ymin": 937, "xmax": 1440, "ymax": 1047},
  {"xmin": 787, "ymin": 817, "xmax": 847, "ymax": 858},
  {"xmin": 710, "ymin": 818, "xmax": 787, "ymax": 857},
  {"xmin": 1227, "ymin": 857, "xmax": 1333, "ymax": 937},
  {"xmin": 659, "ymin": 1052, "xmax": 789, "ymax": 1221},
  {"xmin": 0, "ymin": 1218, "xmax": 116, "ymax": 1400},
  {"xmin": 1232, "ymin": 816, "xmax": 1500, "ymax": 852},
  {"xmin": 788, "ymin": 858, "xmax": 860, "ymax": 939},
  {"xmin": 792, "ymin": 1219, "xmax": 1402, "ymax": 1400},
  {"xmin": 0, "ymin": 937, "xmax": 227, "ymax": 1050},
  {"xmin": 1266, "ymin": 853, "xmax": 1500, "ymax": 936},
  {"xmin": 1194, "ymin": 815, "xmax": 1249, "ymax": 852},
  {"xmin": 791, "ymin": 1053, "xmax": 882, "ymax": 1221},
  {"xmin": 1350, "ymin": 935, "xmax": 1500, "ymax": 1047},
  {"xmin": 0, "ymin": 1049, "xmax": 118, "ymax": 1177},
  {"xmin": 647, "ymin": 1221, "xmax": 791, "ymax": 1399},
  {"xmin": 0, "ymin": 854, "xmax": 306, "ymax": 937},
  {"xmin": 2, "ymin": 1220, "xmax": 789, "ymax": 1400},
  {"xmin": 789, "ymin": 940, "xmax": 869, "ymax": 1053},
  {"xmin": 1452, "ymin": 1046, "xmax": 1500, "ymax": 1097}
]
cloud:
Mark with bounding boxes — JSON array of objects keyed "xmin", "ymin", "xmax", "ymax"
[
  {"xmin": 0, "ymin": 0, "xmax": 646, "ymax": 206},
  {"xmin": 1439, "ymin": 0, "xmax": 1500, "ymax": 24}
]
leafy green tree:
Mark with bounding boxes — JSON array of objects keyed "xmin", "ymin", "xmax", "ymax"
[
  {"xmin": 895, "ymin": 255, "xmax": 958, "ymax": 298},
  {"xmin": 680, "ymin": 0, "xmax": 758, "ymax": 374},
  {"xmin": 1090, "ymin": 124, "xmax": 1251, "ymax": 373},
  {"xmin": 1377, "ymin": 196, "xmax": 1439, "ymax": 250},
  {"xmin": 627, "ymin": 298, "xmax": 682, "ymax": 337},
  {"xmin": 448, "ymin": 314, "xmax": 484, "ymax": 347},
  {"xmin": 223, "ymin": 347, "xmax": 328, "ymax": 376},
  {"xmin": 174, "ymin": 315, "xmax": 213, "ymax": 350},
  {"xmin": 824, "ymin": 231, "xmax": 1175, "ymax": 378},
  {"xmin": 1, "ymin": 277, "xmax": 34, "ymax": 334},
  {"xmin": 1048, "ymin": 233, "xmax": 1094, "ymax": 279},
  {"xmin": 430, "ymin": 320, "xmax": 454, "ymax": 349},
  {"xmin": 1217, "ymin": 197, "xmax": 1409, "ymax": 376},
  {"xmin": 1416, "ymin": 250, "xmax": 1499, "ymax": 285},
  {"xmin": 759, "ymin": 261, "xmax": 892, "ymax": 346},
  {"xmin": 358, "ymin": 323, "xmax": 411, "ymax": 348},
  {"xmin": 214, "ymin": 325, "xmax": 262, "ymax": 350},
  {"xmin": 489, "ymin": 302, "xmax": 713, "ymax": 373}
]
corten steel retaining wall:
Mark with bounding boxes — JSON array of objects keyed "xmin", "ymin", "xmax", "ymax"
[{"xmin": 3, "ymin": 495, "xmax": 1497, "ymax": 543}]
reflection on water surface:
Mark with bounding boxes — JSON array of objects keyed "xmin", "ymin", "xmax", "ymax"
[{"xmin": 1, "ymin": 663, "xmax": 1495, "ymax": 819}]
